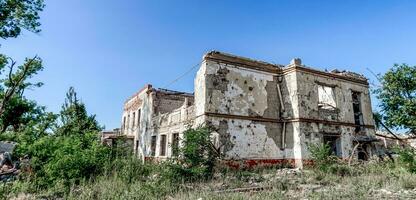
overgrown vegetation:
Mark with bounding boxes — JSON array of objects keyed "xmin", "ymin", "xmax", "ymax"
[
  {"xmin": 0, "ymin": 87, "xmax": 111, "ymax": 198},
  {"xmin": 308, "ymin": 143, "xmax": 337, "ymax": 172},
  {"xmin": 0, "ymin": 126, "xmax": 221, "ymax": 199},
  {"xmin": 396, "ymin": 147, "xmax": 416, "ymax": 173},
  {"xmin": 165, "ymin": 126, "xmax": 221, "ymax": 182}
]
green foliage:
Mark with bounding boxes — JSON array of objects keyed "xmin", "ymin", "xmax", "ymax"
[
  {"xmin": 0, "ymin": 0, "xmax": 45, "ymax": 39},
  {"xmin": 0, "ymin": 96, "xmax": 47, "ymax": 132},
  {"xmin": 103, "ymin": 156, "xmax": 152, "ymax": 184},
  {"xmin": 28, "ymin": 133, "xmax": 110, "ymax": 189},
  {"xmin": 375, "ymin": 64, "xmax": 416, "ymax": 133},
  {"xmin": 396, "ymin": 147, "xmax": 416, "ymax": 173},
  {"xmin": 15, "ymin": 87, "xmax": 110, "ymax": 192},
  {"xmin": 308, "ymin": 143, "xmax": 337, "ymax": 172},
  {"xmin": 1, "ymin": 0, "xmax": 45, "ymax": 133},
  {"xmin": 373, "ymin": 111, "xmax": 383, "ymax": 131},
  {"xmin": 0, "ymin": 56, "xmax": 44, "ymax": 131},
  {"xmin": 55, "ymin": 87, "xmax": 102, "ymax": 136},
  {"xmin": 167, "ymin": 126, "xmax": 221, "ymax": 181}
]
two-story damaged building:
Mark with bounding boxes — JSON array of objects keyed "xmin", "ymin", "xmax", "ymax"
[{"xmin": 120, "ymin": 51, "xmax": 376, "ymax": 168}]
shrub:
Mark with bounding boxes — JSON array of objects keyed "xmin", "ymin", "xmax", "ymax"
[
  {"xmin": 103, "ymin": 155, "xmax": 152, "ymax": 183},
  {"xmin": 25, "ymin": 132, "xmax": 111, "ymax": 191},
  {"xmin": 166, "ymin": 126, "xmax": 221, "ymax": 182},
  {"xmin": 308, "ymin": 143, "xmax": 337, "ymax": 172},
  {"xmin": 395, "ymin": 146, "xmax": 416, "ymax": 173}
]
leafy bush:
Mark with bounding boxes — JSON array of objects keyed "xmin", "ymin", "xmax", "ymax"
[
  {"xmin": 12, "ymin": 88, "xmax": 111, "ymax": 194},
  {"xmin": 103, "ymin": 155, "xmax": 152, "ymax": 184},
  {"xmin": 396, "ymin": 147, "xmax": 416, "ymax": 173},
  {"xmin": 164, "ymin": 126, "xmax": 221, "ymax": 182},
  {"xmin": 308, "ymin": 143, "xmax": 337, "ymax": 172},
  {"xmin": 33, "ymin": 133, "xmax": 110, "ymax": 189}
]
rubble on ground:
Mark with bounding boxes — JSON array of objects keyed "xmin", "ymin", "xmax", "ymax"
[{"xmin": 0, "ymin": 141, "xmax": 20, "ymax": 182}]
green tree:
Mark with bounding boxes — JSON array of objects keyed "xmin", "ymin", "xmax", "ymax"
[
  {"xmin": 26, "ymin": 88, "xmax": 109, "ymax": 190},
  {"xmin": 0, "ymin": 56, "xmax": 44, "ymax": 131},
  {"xmin": 0, "ymin": 0, "xmax": 45, "ymax": 132},
  {"xmin": 375, "ymin": 64, "xmax": 416, "ymax": 134},
  {"xmin": 0, "ymin": 0, "xmax": 45, "ymax": 39},
  {"xmin": 55, "ymin": 87, "xmax": 102, "ymax": 136}
]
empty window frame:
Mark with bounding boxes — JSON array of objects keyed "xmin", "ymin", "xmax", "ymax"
[
  {"xmin": 357, "ymin": 143, "xmax": 369, "ymax": 161},
  {"xmin": 123, "ymin": 116, "xmax": 126, "ymax": 133},
  {"xmin": 135, "ymin": 140, "xmax": 139, "ymax": 151},
  {"xmin": 150, "ymin": 136, "xmax": 157, "ymax": 156},
  {"xmin": 323, "ymin": 135, "xmax": 341, "ymax": 157},
  {"xmin": 137, "ymin": 109, "xmax": 141, "ymax": 129},
  {"xmin": 127, "ymin": 114, "xmax": 131, "ymax": 131},
  {"xmin": 318, "ymin": 85, "xmax": 336, "ymax": 109},
  {"xmin": 132, "ymin": 112, "xmax": 136, "ymax": 128},
  {"xmin": 160, "ymin": 135, "xmax": 167, "ymax": 156},
  {"xmin": 352, "ymin": 91, "xmax": 363, "ymax": 132},
  {"xmin": 171, "ymin": 133, "xmax": 179, "ymax": 156}
]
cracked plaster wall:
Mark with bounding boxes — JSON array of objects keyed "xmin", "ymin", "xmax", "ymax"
[
  {"xmin": 294, "ymin": 71, "xmax": 375, "ymax": 159},
  {"xmin": 196, "ymin": 60, "xmax": 297, "ymax": 160}
]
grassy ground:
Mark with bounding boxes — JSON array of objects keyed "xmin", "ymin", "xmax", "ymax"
[
  {"xmin": 172, "ymin": 162, "xmax": 416, "ymax": 200},
  {"xmin": 6, "ymin": 161, "xmax": 416, "ymax": 200}
]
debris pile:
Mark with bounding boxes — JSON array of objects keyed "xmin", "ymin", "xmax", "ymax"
[
  {"xmin": 0, "ymin": 141, "xmax": 20, "ymax": 182},
  {"xmin": 331, "ymin": 69, "xmax": 367, "ymax": 80}
]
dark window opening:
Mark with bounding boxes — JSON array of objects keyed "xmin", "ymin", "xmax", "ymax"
[
  {"xmin": 352, "ymin": 91, "xmax": 363, "ymax": 133},
  {"xmin": 323, "ymin": 135, "xmax": 341, "ymax": 157},
  {"xmin": 137, "ymin": 109, "xmax": 141, "ymax": 129},
  {"xmin": 151, "ymin": 136, "xmax": 157, "ymax": 156},
  {"xmin": 160, "ymin": 135, "xmax": 167, "ymax": 156},
  {"xmin": 172, "ymin": 133, "xmax": 179, "ymax": 156},
  {"xmin": 123, "ymin": 116, "xmax": 126, "ymax": 133},
  {"xmin": 127, "ymin": 114, "xmax": 130, "ymax": 131},
  {"xmin": 357, "ymin": 144, "xmax": 368, "ymax": 160},
  {"xmin": 132, "ymin": 112, "xmax": 136, "ymax": 128}
]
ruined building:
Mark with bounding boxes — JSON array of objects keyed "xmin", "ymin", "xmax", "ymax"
[{"xmin": 120, "ymin": 51, "xmax": 376, "ymax": 168}]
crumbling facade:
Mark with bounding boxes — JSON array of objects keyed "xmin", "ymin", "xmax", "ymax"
[{"xmin": 120, "ymin": 51, "xmax": 377, "ymax": 168}]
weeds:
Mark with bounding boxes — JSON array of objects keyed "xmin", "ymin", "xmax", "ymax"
[{"xmin": 395, "ymin": 146, "xmax": 416, "ymax": 173}]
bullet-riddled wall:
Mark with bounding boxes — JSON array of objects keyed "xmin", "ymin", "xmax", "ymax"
[
  {"xmin": 193, "ymin": 51, "xmax": 376, "ymax": 168},
  {"xmin": 121, "ymin": 51, "xmax": 376, "ymax": 168}
]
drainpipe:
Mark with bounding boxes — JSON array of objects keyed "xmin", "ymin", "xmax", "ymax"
[{"xmin": 276, "ymin": 75, "xmax": 286, "ymax": 150}]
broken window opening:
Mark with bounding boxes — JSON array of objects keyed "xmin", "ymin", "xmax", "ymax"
[
  {"xmin": 123, "ymin": 116, "xmax": 126, "ymax": 132},
  {"xmin": 137, "ymin": 109, "xmax": 141, "ymax": 129},
  {"xmin": 132, "ymin": 112, "xmax": 136, "ymax": 128},
  {"xmin": 323, "ymin": 135, "xmax": 341, "ymax": 157},
  {"xmin": 352, "ymin": 91, "xmax": 363, "ymax": 133},
  {"xmin": 160, "ymin": 135, "xmax": 167, "ymax": 156},
  {"xmin": 357, "ymin": 143, "xmax": 369, "ymax": 161},
  {"xmin": 127, "ymin": 114, "xmax": 131, "ymax": 131},
  {"xmin": 150, "ymin": 136, "xmax": 157, "ymax": 156},
  {"xmin": 172, "ymin": 133, "xmax": 179, "ymax": 157},
  {"xmin": 135, "ymin": 140, "xmax": 139, "ymax": 151},
  {"xmin": 318, "ymin": 85, "xmax": 337, "ymax": 110}
]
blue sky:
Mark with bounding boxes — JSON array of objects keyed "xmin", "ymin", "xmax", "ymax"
[{"xmin": 1, "ymin": 0, "xmax": 416, "ymax": 130}]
